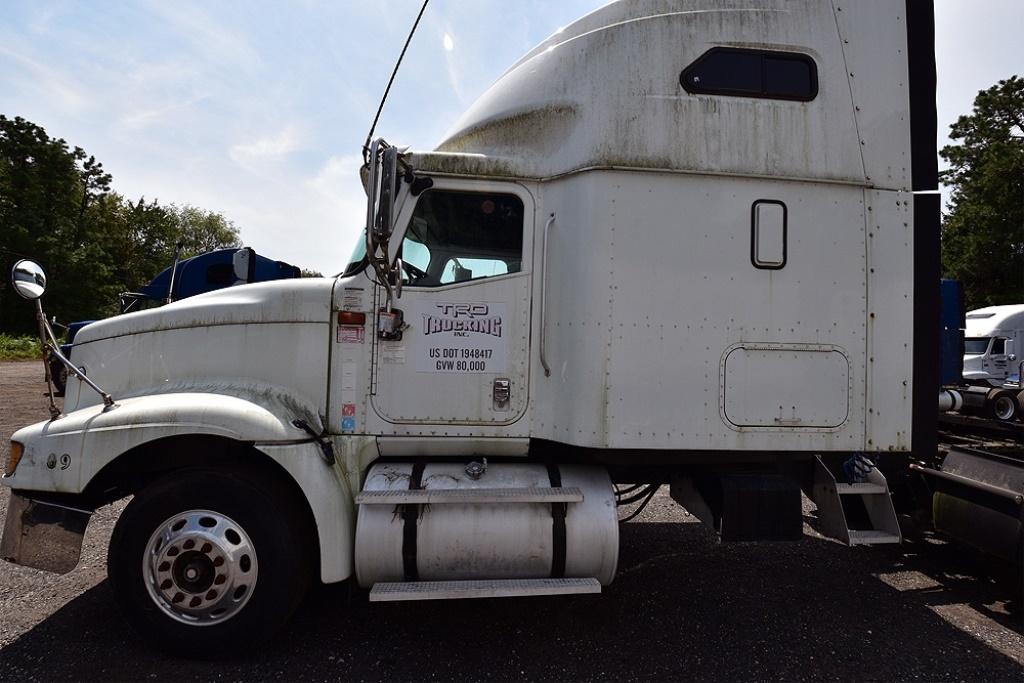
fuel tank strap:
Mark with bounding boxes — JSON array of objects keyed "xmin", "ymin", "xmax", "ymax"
[
  {"xmin": 402, "ymin": 462, "xmax": 427, "ymax": 581},
  {"xmin": 547, "ymin": 464, "xmax": 567, "ymax": 579}
]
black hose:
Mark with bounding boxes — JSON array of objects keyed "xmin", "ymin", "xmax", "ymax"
[
  {"xmin": 618, "ymin": 486, "xmax": 659, "ymax": 523},
  {"xmin": 614, "ymin": 483, "xmax": 646, "ymax": 497},
  {"xmin": 617, "ymin": 484, "xmax": 658, "ymax": 506}
]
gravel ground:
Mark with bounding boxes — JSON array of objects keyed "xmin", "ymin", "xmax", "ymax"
[{"xmin": 1, "ymin": 359, "xmax": 1022, "ymax": 681}]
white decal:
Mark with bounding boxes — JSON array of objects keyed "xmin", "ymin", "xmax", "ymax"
[
  {"xmin": 341, "ymin": 287, "xmax": 364, "ymax": 311},
  {"xmin": 382, "ymin": 344, "xmax": 406, "ymax": 364},
  {"xmin": 416, "ymin": 302, "xmax": 508, "ymax": 373}
]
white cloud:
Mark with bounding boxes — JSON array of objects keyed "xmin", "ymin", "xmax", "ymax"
[
  {"xmin": 143, "ymin": 0, "xmax": 261, "ymax": 71},
  {"xmin": 0, "ymin": 43, "xmax": 86, "ymax": 112},
  {"xmin": 229, "ymin": 126, "xmax": 303, "ymax": 168}
]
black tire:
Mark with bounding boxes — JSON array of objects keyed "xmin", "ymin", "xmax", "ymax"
[
  {"xmin": 989, "ymin": 390, "xmax": 1018, "ymax": 422},
  {"xmin": 108, "ymin": 466, "xmax": 314, "ymax": 658}
]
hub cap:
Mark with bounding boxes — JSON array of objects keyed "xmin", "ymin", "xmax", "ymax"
[
  {"xmin": 994, "ymin": 396, "xmax": 1016, "ymax": 421},
  {"xmin": 143, "ymin": 510, "xmax": 258, "ymax": 626}
]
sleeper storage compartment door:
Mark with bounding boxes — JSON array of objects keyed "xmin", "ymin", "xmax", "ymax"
[{"xmin": 721, "ymin": 343, "xmax": 850, "ymax": 429}]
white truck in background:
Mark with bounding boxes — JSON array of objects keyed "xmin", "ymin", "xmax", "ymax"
[
  {"xmin": 962, "ymin": 305, "xmax": 1024, "ymax": 386},
  {"xmin": 2, "ymin": 0, "xmax": 942, "ymax": 656}
]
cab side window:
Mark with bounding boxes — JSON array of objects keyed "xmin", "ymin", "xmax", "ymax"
[{"xmin": 400, "ymin": 190, "xmax": 524, "ymax": 287}]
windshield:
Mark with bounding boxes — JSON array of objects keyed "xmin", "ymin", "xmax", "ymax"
[
  {"xmin": 342, "ymin": 231, "xmax": 368, "ymax": 276},
  {"xmin": 964, "ymin": 337, "xmax": 991, "ymax": 355}
]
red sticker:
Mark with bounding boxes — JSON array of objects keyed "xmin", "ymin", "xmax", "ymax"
[
  {"xmin": 342, "ymin": 403, "xmax": 356, "ymax": 416},
  {"xmin": 337, "ymin": 326, "xmax": 365, "ymax": 344}
]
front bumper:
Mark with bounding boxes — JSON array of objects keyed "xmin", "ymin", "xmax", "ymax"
[{"xmin": 1, "ymin": 492, "xmax": 91, "ymax": 574}]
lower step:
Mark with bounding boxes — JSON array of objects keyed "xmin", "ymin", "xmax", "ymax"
[
  {"xmin": 847, "ymin": 530, "xmax": 901, "ymax": 545},
  {"xmin": 369, "ymin": 577, "xmax": 602, "ymax": 602}
]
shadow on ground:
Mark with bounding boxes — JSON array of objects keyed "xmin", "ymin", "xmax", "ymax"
[{"xmin": 1, "ymin": 520, "xmax": 1021, "ymax": 682}]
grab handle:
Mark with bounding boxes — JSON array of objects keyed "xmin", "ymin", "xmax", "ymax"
[{"xmin": 539, "ymin": 213, "xmax": 555, "ymax": 377}]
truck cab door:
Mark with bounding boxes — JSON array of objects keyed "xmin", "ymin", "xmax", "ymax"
[
  {"xmin": 990, "ymin": 337, "xmax": 1011, "ymax": 378},
  {"xmin": 370, "ymin": 179, "xmax": 534, "ymax": 427}
]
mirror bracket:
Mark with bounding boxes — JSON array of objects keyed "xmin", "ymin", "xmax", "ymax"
[
  {"xmin": 365, "ymin": 138, "xmax": 407, "ymax": 315},
  {"xmin": 34, "ymin": 299, "xmax": 117, "ymax": 416}
]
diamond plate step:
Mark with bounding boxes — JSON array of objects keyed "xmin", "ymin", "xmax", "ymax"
[
  {"xmin": 835, "ymin": 483, "xmax": 888, "ymax": 495},
  {"xmin": 355, "ymin": 486, "xmax": 584, "ymax": 505},
  {"xmin": 847, "ymin": 530, "xmax": 901, "ymax": 545},
  {"xmin": 369, "ymin": 577, "xmax": 601, "ymax": 602}
]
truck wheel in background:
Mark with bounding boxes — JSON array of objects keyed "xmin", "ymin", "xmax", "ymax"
[
  {"xmin": 108, "ymin": 467, "xmax": 313, "ymax": 657},
  {"xmin": 990, "ymin": 391, "xmax": 1019, "ymax": 422}
]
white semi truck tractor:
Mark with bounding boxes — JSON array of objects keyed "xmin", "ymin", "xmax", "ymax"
[{"xmin": 2, "ymin": 0, "xmax": 942, "ymax": 655}]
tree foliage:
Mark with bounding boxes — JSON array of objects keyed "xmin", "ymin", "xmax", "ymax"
[
  {"xmin": 940, "ymin": 76, "xmax": 1024, "ymax": 309},
  {"xmin": 0, "ymin": 115, "xmax": 240, "ymax": 334}
]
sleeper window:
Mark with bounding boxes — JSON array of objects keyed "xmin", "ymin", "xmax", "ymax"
[
  {"xmin": 681, "ymin": 48, "xmax": 818, "ymax": 101},
  {"xmin": 400, "ymin": 190, "xmax": 523, "ymax": 288}
]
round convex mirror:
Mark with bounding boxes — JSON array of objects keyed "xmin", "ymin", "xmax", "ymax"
[{"xmin": 10, "ymin": 259, "xmax": 47, "ymax": 300}]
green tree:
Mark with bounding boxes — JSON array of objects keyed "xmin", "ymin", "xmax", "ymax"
[
  {"xmin": 172, "ymin": 204, "xmax": 240, "ymax": 257},
  {"xmin": 940, "ymin": 76, "xmax": 1024, "ymax": 309},
  {"xmin": 0, "ymin": 115, "xmax": 105, "ymax": 333},
  {"xmin": 1, "ymin": 115, "xmax": 244, "ymax": 335}
]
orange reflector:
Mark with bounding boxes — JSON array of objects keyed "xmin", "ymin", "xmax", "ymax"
[
  {"xmin": 5, "ymin": 441, "xmax": 24, "ymax": 477},
  {"xmin": 338, "ymin": 311, "xmax": 366, "ymax": 325}
]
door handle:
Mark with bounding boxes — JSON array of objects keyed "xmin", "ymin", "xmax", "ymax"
[{"xmin": 539, "ymin": 213, "xmax": 555, "ymax": 377}]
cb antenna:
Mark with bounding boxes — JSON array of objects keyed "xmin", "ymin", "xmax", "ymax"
[{"xmin": 362, "ymin": 0, "xmax": 430, "ymax": 163}]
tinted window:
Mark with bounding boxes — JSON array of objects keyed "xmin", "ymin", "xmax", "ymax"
[
  {"xmin": 764, "ymin": 55, "xmax": 815, "ymax": 99},
  {"xmin": 400, "ymin": 190, "xmax": 523, "ymax": 288},
  {"xmin": 681, "ymin": 48, "xmax": 817, "ymax": 101},
  {"xmin": 964, "ymin": 337, "xmax": 991, "ymax": 355},
  {"xmin": 992, "ymin": 338, "xmax": 1006, "ymax": 355},
  {"xmin": 688, "ymin": 50, "xmax": 761, "ymax": 93}
]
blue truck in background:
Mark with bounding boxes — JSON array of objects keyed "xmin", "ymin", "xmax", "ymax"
[{"xmin": 51, "ymin": 246, "xmax": 300, "ymax": 394}]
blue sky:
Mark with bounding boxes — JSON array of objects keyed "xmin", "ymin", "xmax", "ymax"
[{"xmin": 1, "ymin": 1, "xmax": 1020, "ymax": 274}]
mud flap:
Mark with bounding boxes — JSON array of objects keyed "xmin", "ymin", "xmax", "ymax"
[{"xmin": 1, "ymin": 492, "xmax": 91, "ymax": 574}]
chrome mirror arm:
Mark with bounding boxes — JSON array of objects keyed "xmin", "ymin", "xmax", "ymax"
[
  {"xmin": 34, "ymin": 300, "xmax": 62, "ymax": 420},
  {"xmin": 36, "ymin": 300, "xmax": 116, "ymax": 414}
]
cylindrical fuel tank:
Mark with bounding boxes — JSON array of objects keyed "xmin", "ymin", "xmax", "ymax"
[{"xmin": 355, "ymin": 463, "xmax": 618, "ymax": 587}]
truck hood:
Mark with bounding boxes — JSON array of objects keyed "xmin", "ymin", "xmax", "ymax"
[{"xmin": 73, "ymin": 278, "xmax": 335, "ymax": 346}]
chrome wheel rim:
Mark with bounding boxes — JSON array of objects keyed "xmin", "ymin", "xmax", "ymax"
[
  {"xmin": 994, "ymin": 396, "xmax": 1016, "ymax": 421},
  {"xmin": 143, "ymin": 509, "xmax": 258, "ymax": 626}
]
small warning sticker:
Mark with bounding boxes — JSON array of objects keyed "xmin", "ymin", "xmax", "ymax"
[
  {"xmin": 341, "ymin": 287, "xmax": 364, "ymax": 311},
  {"xmin": 381, "ymin": 344, "xmax": 406, "ymax": 364},
  {"xmin": 342, "ymin": 403, "xmax": 356, "ymax": 416},
  {"xmin": 337, "ymin": 325, "xmax": 365, "ymax": 344},
  {"xmin": 341, "ymin": 417, "xmax": 356, "ymax": 432}
]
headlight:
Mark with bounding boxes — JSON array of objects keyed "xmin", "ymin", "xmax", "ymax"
[{"xmin": 5, "ymin": 441, "xmax": 24, "ymax": 476}]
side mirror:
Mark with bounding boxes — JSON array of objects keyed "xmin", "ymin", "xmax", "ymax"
[
  {"xmin": 375, "ymin": 145, "xmax": 399, "ymax": 242},
  {"xmin": 10, "ymin": 259, "xmax": 47, "ymax": 300}
]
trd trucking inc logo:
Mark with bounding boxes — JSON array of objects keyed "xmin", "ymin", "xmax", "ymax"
[{"xmin": 423, "ymin": 303, "xmax": 502, "ymax": 338}]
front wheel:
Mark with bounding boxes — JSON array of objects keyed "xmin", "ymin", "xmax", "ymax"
[{"xmin": 108, "ymin": 467, "xmax": 313, "ymax": 657}]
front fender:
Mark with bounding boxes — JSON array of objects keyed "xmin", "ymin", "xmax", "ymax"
[
  {"xmin": 8, "ymin": 392, "xmax": 316, "ymax": 494},
  {"xmin": 6, "ymin": 392, "xmax": 370, "ymax": 583}
]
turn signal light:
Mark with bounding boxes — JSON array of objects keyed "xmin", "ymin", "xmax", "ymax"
[
  {"xmin": 5, "ymin": 442, "xmax": 24, "ymax": 477},
  {"xmin": 338, "ymin": 311, "xmax": 366, "ymax": 325}
]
